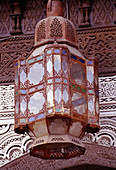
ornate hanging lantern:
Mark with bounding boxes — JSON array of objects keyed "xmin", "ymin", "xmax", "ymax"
[{"xmin": 14, "ymin": 0, "xmax": 100, "ymax": 159}]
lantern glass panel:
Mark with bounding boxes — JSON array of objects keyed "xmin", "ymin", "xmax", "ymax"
[
  {"xmin": 95, "ymin": 74, "xmax": 98, "ymax": 87},
  {"xmin": 72, "ymin": 92, "xmax": 86, "ymax": 114},
  {"xmin": 48, "ymin": 108, "xmax": 53, "ymax": 114},
  {"xmin": 62, "ymin": 50, "xmax": 67, "ymax": 54},
  {"xmin": 20, "ymin": 69, "xmax": 26, "ymax": 84},
  {"xmin": 37, "ymin": 84, "xmax": 44, "ymax": 90},
  {"xmin": 28, "ymin": 91, "xmax": 45, "ymax": 114},
  {"xmin": 88, "ymin": 96, "xmax": 95, "ymax": 116},
  {"xmin": 47, "ymin": 58, "xmax": 53, "ymax": 76},
  {"xmin": 63, "ymin": 79, "xmax": 68, "ymax": 84},
  {"xmin": 62, "ymin": 59, "xmax": 68, "ymax": 74},
  {"xmin": 72, "ymin": 92, "xmax": 83, "ymax": 101},
  {"xmin": 54, "ymin": 55, "xmax": 61, "ymax": 74},
  {"xmin": 47, "ymin": 85, "xmax": 53, "ymax": 107},
  {"xmin": 47, "ymin": 49, "xmax": 52, "ymax": 54},
  {"xmin": 96, "ymin": 97, "xmax": 99, "ymax": 115},
  {"xmin": 47, "ymin": 79, "xmax": 53, "ymax": 84},
  {"xmin": 54, "ymin": 49, "xmax": 60, "ymax": 53},
  {"xmin": 15, "ymin": 72, "xmax": 18, "ymax": 87},
  {"xmin": 71, "ymin": 62, "xmax": 85, "ymax": 85},
  {"xmin": 29, "ymin": 87, "xmax": 35, "ymax": 93},
  {"xmin": 20, "ymin": 60, "xmax": 26, "ymax": 65},
  {"xmin": 15, "ymin": 62, "xmax": 18, "ymax": 67},
  {"xmin": 55, "ymin": 78, "xmax": 61, "ymax": 83},
  {"xmin": 15, "ymin": 97, "xmax": 19, "ymax": 114},
  {"xmin": 74, "ymin": 104, "xmax": 86, "ymax": 114},
  {"xmin": 28, "ymin": 63, "xmax": 44, "ymax": 85},
  {"xmin": 87, "ymin": 66, "xmax": 94, "ymax": 86},
  {"xmin": 37, "ymin": 113, "xmax": 45, "ymax": 120},
  {"xmin": 55, "ymin": 85, "xmax": 61, "ymax": 104},
  {"xmin": 63, "ymin": 86, "xmax": 69, "ymax": 104},
  {"xmin": 29, "ymin": 116, "xmax": 35, "ymax": 122},
  {"xmin": 20, "ymin": 96, "xmax": 26, "ymax": 116},
  {"xmin": 48, "ymin": 119, "xmax": 68, "ymax": 135},
  {"xmin": 69, "ymin": 121, "xmax": 83, "ymax": 138},
  {"xmin": 95, "ymin": 63, "xmax": 98, "ymax": 87},
  {"xmin": 30, "ymin": 120, "xmax": 48, "ymax": 138}
]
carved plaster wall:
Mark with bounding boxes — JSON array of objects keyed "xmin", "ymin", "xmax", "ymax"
[
  {"xmin": 0, "ymin": 26, "xmax": 115, "ymax": 85},
  {"xmin": 0, "ymin": 85, "xmax": 32, "ymax": 167},
  {"xmin": 0, "ymin": 76, "xmax": 116, "ymax": 169}
]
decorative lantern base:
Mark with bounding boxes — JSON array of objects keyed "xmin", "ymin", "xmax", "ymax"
[{"xmin": 30, "ymin": 135, "xmax": 85, "ymax": 159}]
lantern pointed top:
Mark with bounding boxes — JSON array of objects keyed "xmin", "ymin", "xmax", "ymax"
[{"xmin": 47, "ymin": 0, "xmax": 64, "ymax": 17}]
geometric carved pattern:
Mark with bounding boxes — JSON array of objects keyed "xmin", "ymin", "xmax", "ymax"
[
  {"xmin": 0, "ymin": 0, "xmax": 12, "ymax": 37},
  {"xmin": 99, "ymin": 76, "xmax": 116, "ymax": 101},
  {"xmin": 77, "ymin": 26, "xmax": 116, "ymax": 76},
  {"xmin": 91, "ymin": 0, "xmax": 114, "ymax": 26},
  {"xmin": 0, "ymin": 85, "xmax": 14, "ymax": 118},
  {"xmin": 66, "ymin": 21, "xmax": 75, "ymax": 42},
  {"xmin": 63, "ymin": 0, "xmax": 67, "ymax": 18},
  {"xmin": 0, "ymin": 124, "xmax": 32, "ymax": 168},
  {"xmin": 68, "ymin": 0, "xmax": 79, "ymax": 28},
  {"xmin": 0, "ymin": 36, "xmax": 34, "ymax": 84},
  {"xmin": 37, "ymin": 20, "xmax": 45, "ymax": 42},
  {"xmin": 22, "ymin": 0, "xmax": 45, "ymax": 34},
  {"xmin": 50, "ymin": 18, "xmax": 63, "ymax": 38},
  {"xmin": 99, "ymin": 76, "xmax": 116, "ymax": 117},
  {"xmin": 0, "ymin": 85, "xmax": 32, "ymax": 168}
]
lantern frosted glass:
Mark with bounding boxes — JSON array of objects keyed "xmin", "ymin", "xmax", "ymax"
[
  {"xmin": 14, "ymin": 0, "xmax": 100, "ymax": 159},
  {"xmin": 14, "ymin": 44, "xmax": 100, "ymax": 159},
  {"xmin": 86, "ymin": 59, "xmax": 99, "ymax": 132}
]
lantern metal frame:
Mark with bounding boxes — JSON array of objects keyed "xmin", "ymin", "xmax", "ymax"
[{"xmin": 14, "ymin": 0, "xmax": 100, "ymax": 159}]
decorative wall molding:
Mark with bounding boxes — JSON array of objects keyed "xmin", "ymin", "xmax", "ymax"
[
  {"xmin": 0, "ymin": 124, "xmax": 32, "ymax": 167},
  {"xmin": 76, "ymin": 26, "xmax": 116, "ymax": 76},
  {"xmin": 99, "ymin": 76, "xmax": 116, "ymax": 117},
  {"xmin": 0, "ymin": 25, "xmax": 116, "ymax": 85},
  {"xmin": 0, "ymin": 35, "xmax": 34, "ymax": 84},
  {"xmin": 21, "ymin": 0, "xmax": 45, "ymax": 34},
  {"xmin": 76, "ymin": 25, "xmax": 116, "ymax": 34},
  {"xmin": 0, "ymin": 85, "xmax": 14, "ymax": 115},
  {"xmin": 0, "ymin": 0, "xmax": 12, "ymax": 37},
  {"xmin": 91, "ymin": 0, "xmax": 114, "ymax": 27},
  {"xmin": 0, "ymin": 84, "xmax": 32, "ymax": 167}
]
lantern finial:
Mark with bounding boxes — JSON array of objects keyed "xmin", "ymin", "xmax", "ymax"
[{"xmin": 47, "ymin": 0, "xmax": 63, "ymax": 17}]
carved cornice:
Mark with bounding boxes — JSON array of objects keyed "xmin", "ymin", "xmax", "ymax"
[
  {"xmin": 0, "ymin": 35, "xmax": 34, "ymax": 84},
  {"xmin": 0, "ymin": 25, "xmax": 116, "ymax": 84},
  {"xmin": 76, "ymin": 25, "xmax": 116, "ymax": 77},
  {"xmin": 0, "ymin": 35, "xmax": 34, "ymax": 43},
  {"xmin": 76, "ymin": 25, "xmax": 116, "ymax": 34}
]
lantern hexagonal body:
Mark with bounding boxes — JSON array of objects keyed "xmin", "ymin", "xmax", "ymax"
[{"xmin": 14, "ymin": 0, "xmax": 100, "ymax": 159}]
